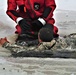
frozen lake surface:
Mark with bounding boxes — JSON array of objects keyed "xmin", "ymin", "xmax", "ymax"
[{"xmin": 0, "ymin": 1, "xmax": 76, "ymax": 74}]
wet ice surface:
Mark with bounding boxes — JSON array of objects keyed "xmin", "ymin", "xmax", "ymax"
[
  {"xmin": 0, "ymin": 57, "xmax": 76, "ymax": 75},
  {"xmin": 55, "ymin": 10, "xmax": 76, "ymax": 36},
  {"xmin": 0, "ymin": 2, "xmax": 76, "ymax": 74}
]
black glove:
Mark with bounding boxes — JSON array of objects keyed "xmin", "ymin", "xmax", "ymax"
[
  {"xmin": 32, "ymin": 17, "xmax": 47, "ymax": 31},
  {"xmin": 43, "ymin": 24, "xmax": 54, "ymax": 30},
  {"xmin": 32, "ymin": 20, "xmax": 43, "ymax": 28},
  {"xmin": 19, "ymin": 19, "xmax": 31, "ymax": 34}
]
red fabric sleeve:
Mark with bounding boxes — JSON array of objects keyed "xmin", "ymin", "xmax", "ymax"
[
  {"xmin": 6, "ymin": 0, "xmax": 25, "ymax": 22},
  {"xmin": 44, "ymin": 0, "xmax": 56, "ymax": 21}
]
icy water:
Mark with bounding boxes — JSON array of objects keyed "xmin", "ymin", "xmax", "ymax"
[{"xmin": 0, "ymin": 3, "xmax": 76, "ymax": 75}]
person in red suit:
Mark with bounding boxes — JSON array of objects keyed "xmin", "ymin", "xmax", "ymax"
[{"xmin": 6, "ymin": 0, "xmax": 59, "ymax": 42}]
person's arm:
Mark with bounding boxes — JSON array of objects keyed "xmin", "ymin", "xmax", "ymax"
[
  {"xmin": 37, "ymin": 0, "xmax": 56, "ymax": 25},
  {"xmin": 0, "ymin": 38, "xmax": 38, "ymax": 54},
  {"xmin": 0, "ymin": 38, "xmax": 26, "ymax": 53},
  {"xmin": 6, "ymin": 0, "xmax": 31, "ymax": 34},
  {"xmin": 2, "ymin": 42, "xmax": 26, "ymax": 53},
  {"xmin": 32, "ymin": 0, "xmax": 56, "ymax": 28},
  {"xmin": 6, "ymin": 0, "xmax": 25, "ymax": 22},
  {"xmin": 43, "ymin": 0, "xmax": 56, "ymax": 21}
]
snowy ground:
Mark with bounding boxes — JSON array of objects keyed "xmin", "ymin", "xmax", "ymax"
[{"xmin": 0, "ymin": 56, "xmax": 76, "ymax": 75}]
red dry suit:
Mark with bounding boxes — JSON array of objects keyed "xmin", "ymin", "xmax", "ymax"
[{"xmin": 6, "ymin": 0, "xmax": 58, "ymax": 37}]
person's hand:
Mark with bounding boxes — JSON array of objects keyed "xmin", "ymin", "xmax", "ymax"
[
  {"xmin": 0, "ymin": 37, "xmax": 9, "ymax": 46},
  {"xmin": 19, "ymin": 19, "xmax": 31, "ymax": 32},
  {"xmin": 16, "ymin": 18, "xmax": 31, "ymax": 34},
  {"xmin": 32, "ymin": 18, "xmax": 46, "ymax": 29}
]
